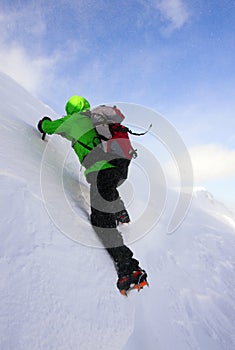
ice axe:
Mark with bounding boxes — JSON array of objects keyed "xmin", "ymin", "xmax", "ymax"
[{"xmin": 38, "ymin": 116, "xmax": 51, "ymax": 141}]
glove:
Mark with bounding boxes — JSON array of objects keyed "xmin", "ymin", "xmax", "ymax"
[{"xmin": 37, "ymin": 116, "xmax": 52, "ymax": 133}]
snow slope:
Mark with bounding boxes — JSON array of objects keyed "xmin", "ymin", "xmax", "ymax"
[
  {"xmin": 0, "ymin": 72, "xmax": 235, "ymax": 349},
  {"xmin": 0, "ymin": 73, "xmax": 135, "ymax": 350}
]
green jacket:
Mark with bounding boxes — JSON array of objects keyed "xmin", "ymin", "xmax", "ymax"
[{"xmin": 41, "ymin": 96, "xmax": 115, "ymax": 176}]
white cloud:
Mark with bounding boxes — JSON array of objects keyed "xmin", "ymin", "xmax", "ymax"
[
  {"xmin": 189, "ymin": 144, "xmax": 235, "ymax": 182},
  {"xmin": 0, "ymin": 4, "xmax": 60, "ymax": 96},
  {"xmin": 0, "ymin": 3, "xmax": 46, "ymax": 41},
  {"xmin": 165, "ymin": 144, "xmax": 235, "ymax": 184},
  {"xmin": 0, "ymin": 45, "xmax": 56, "ymax": 95},
  {"xmin": 154, "ymin": 0, "xmax": 191, "ymax": 32}
]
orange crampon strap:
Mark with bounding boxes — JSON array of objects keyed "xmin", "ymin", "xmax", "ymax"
[
  {"xmin": 120, "ymin": 280, "xmax": 149, "ymax": 296},
  {"xmin": 133, "ymin": 280, "xmax": 149, "ymax": 291},
  {"xmin": 121, "ymin": 289, "xmax": 128, "ymax": 296}
]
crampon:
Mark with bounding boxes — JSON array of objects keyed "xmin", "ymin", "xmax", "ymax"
[{"xmin": 117, "ymin": 269, "xmax": 149, "ymax": 296}]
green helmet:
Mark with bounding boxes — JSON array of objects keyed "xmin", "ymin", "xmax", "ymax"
[{"xmin": 65, "ymin": 95, "xmax": 90, "ymax": 115}]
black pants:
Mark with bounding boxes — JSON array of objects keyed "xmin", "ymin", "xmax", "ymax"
[{"xmin": 86, "ymin": 163, "xmax": 139, "ymax": 277}]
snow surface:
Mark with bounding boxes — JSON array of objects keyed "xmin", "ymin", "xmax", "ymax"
[{"xmin": 0, "ymin": 72, "xmax": 235, "ymax": 349}]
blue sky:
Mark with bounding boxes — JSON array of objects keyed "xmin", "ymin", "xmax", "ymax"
[{"xmin": 0, "ymin": 0, "xmax": 235, "ymax": 209}]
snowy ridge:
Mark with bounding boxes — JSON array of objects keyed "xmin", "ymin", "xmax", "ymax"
[
  {"xmin": 0, "ymin": 73, "xmax": 235, "ymax": 349},
  {"xmin": 192, "ymin": 187, "xmax": 235, "ymax": 230}
]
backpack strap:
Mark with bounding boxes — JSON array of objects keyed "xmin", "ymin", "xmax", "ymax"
[
  {"xmin": 72, "ymin": 139, "xmax": 92, "ymax": 151},
  {"xmin": 127, "ymin": 124, "xmax": 152, "ymax": 136},
  {"xmin": 109, "ymin": 124, "xmax": 128, "ymax": 134},
  {"xmin": 72, "ymin": 135, "xmax": 100, "ymax": 150},
  {"xmin": 109, "ymin": 123, "xmax": 152, "ymax": 136}
]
